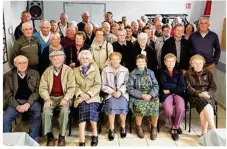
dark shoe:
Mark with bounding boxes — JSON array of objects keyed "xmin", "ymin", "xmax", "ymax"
[
  {"xmin": 120, "ymin": 127, "xmax": 127, "ymax": 138},
  {"xmin": 177, "ymin": 128, "xmax": 182, "ymax": 134},
  {"xmin": 58, "ymin": 135, "xmax": 66, "ymax": 146},
  {"xmin": 150, "ymin": 125, "xmax": 157, "ymax": 140},
  {"xmin": 108, "ymin": 129, "xmax": 115, "ymax": 141},
  {"xmin": 171, "ymin": 129, "xmax": 179, "ymax": 141},
  {"xmin": 136, "ymin": 125, "xmax": 144, "ymax": 139},
  {"xmin": 91, "ymin": 136, "xmax": 98, "ymax": 146},
  {"xmin": 79, "ymin": 142, "xmax": 85, "ymax": 146},
  {"xmin": 47, "ymin": 132, "xmax": 55, "ymax": 146}
]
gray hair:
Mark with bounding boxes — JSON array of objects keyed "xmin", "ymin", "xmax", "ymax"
[
  {"xmin": 131, "ymin": 21, "xmax": 138, "ymax": 26},
  {"xmin": 78, "ymin": 50, "xmax": 93, "ymax": 62},
  {"xmin": 117, "ymin": 28, "xmax": 126, "ymax": 35},
  {"xmin": 137, "ymin": 32, "xmax": 148, "ymax": 41},
  {"xmin": 60, "ymin": 13, "xmax": 68, "ymax": 18},
  {"xmin": 101, "ymin": 22, "xmax": 110, "ymax": 28},
  {"xmin": 39, "ymin": 20, "xmax": 51, "ymax": 27},
  {"xmin": 14, "ymin": 55, "xmax": 28, "ymax": 64},
  {"xmin": 85, "ymin": 23, "xmax": 93, "ymax": 29},
  {"xmin": 155, "ymin": 14, "xmax": 163, "ymax": 22},
  {"xmin": 199, "ymin": 16, "xmax": 211, "ymax": 25}
]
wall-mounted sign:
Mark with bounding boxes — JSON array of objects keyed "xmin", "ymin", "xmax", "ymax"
[{"xmin": 186, "ymin": 2, "xmax": 191, "ymax": 9}]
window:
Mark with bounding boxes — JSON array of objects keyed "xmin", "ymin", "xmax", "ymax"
[{"xmin": 3, "ymin": 13, "xmax": 8, "ymax": 64}]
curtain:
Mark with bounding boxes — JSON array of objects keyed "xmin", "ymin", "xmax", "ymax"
[{"xmin": 204, "ymin": 0, "xmax": 212, "ymax": 16}]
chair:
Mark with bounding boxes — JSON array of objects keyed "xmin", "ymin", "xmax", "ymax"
[{"xmin": 186, "ymin": 101, "xmax": 218, "ymax": 133}]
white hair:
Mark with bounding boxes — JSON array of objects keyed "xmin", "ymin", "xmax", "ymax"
[
  {"xmin": 22, "ymin": 22, "xmax": 33, "ymax": 30},
  {"xmin": 155, "ymin": 14, "xmax": 163, "ymax": 22},
  {"xmin": 70, "ymin": 21, "xmax": 78, "ymax": 27},
  {"xmin": 137, "ymin": 32, "xmax": 148, "ymax": 41},
  {"xmin": 78, "ymin": 50, "xmax": 93, "ymax": 62},
  {"xmin": 85, "ymin": 23, "xmax": 93, "ymax": 29},
  {"xmin": 14, "ymin": 55, "xmax": 28, "ymax": 64},
  {"xmin": 93, "ymin": 23, "xmax": 99, "ymax": 28},
  {"xmin": 102, "ymin": 22, "xmax": 110, "ymax": 28},
  {"xmin": 81, "ymin": 11, "xmax": 89, "ymax": 16},
  {"xmin": 141, "ymin": 16, "xmax": 148, "ymax": 22},
  {"xmin": 39, "ymin": 20, "xmax": 51, "ymax": 27},
  {"xmin": 50, "ymin": 33, "xmax": 61, "ymax": 41}
]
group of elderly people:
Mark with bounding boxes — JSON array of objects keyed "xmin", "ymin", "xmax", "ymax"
[{"xmin": 3, "ymin": 11, "xmax": 219, "ymax": 146}]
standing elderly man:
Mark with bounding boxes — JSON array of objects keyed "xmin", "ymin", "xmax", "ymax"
[
  {"xmin": 104, "ymin": 12, "xmax": 114, "ymax": 25},
  {"xmin": 189, "ymin": 16, "xmax": 221, "ymax": 73},
  {"xmin": 58, "ymin": 13, "xmax": 69, "ymax": 37},
  {"xmin": 77, "ymin": 11, "xmax": 90, "ymax": 31},
  {"xmin": 39, "ymin": 51, "xmax": 75, "ymax": 146},
  {"xmin": 12, "ymin": 22, "xmax": 39, "ymax": 71},
  {"xmin": 131, "ymin": 21, "xmax": 139, "ymax": 38},
  {"xmin": 85, "ymin": 23, "xmax": 95, "ymax": 46},
  {"xmin": 33, "ymin": 20, "xmax": 51, "ymax": 55},
  {"xmin": 4, "ymin": 55, "xmax": 41, "ymax": 142},
  {"xmin": 61, "ymin": 24, "xmax": 76, "ymax": 59},
  {"xmin": 112, "ymin": 29, "xmax": 135, "ymax": 72},
  {"xmin": 14, "ymin": 11, "xmax": 37, "ymax": 40},
  {"xmin": 50, "ymin": 20, "xmax": 59, "ymax": 34},
  {"xmin": 102, "ymin": 22, "xmax": 117, "ymax": 44}
]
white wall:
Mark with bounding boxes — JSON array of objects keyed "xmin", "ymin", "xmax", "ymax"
[
  {"xmin": 4, "ymin": 0, "xmax": 206, "ymax": 73},
  {"xmin": 210, "ymin": 0, "xmax": 226, "ymax": 64},
  {"xmin": 42, "ymin": 0, "xmax": 204, "ymax": 26}
]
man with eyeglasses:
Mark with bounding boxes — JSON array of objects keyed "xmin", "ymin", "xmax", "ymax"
[
  {"xmin": 12, "ymin": 22, "xmax": 39, "ymax": 71},
  {"xmin": 4, "ymin": 55, "xmax": 41, "ymax": 142}
]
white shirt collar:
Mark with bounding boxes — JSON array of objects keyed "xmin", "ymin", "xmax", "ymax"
[{"xmin": 40, "ymin": 31, "xmax": 51, "ymax": 43}]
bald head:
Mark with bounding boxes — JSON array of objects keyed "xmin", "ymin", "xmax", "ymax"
[{"xmin": 22, "ymin": 22, "xmax": 33, "ymax": 38}]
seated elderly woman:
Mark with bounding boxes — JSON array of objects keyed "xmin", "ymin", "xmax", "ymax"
[
  {"xmin": 127, "ymin": 54, "xmax": 159, "ymax": 140},
  {"xmin": 67, "ymin": 31, "xmax": 90, "ymax": 69},
  {"xmin": 159, "ymin": 54, "xmax": 186, "ymax": 141},
  {"xmin": 101, "ymin": 52, "xmax": 129, "ymax": 141},
  {"xmin": 40, "ymin": 32, "xmax": 64, "ymax": 74},
  {"xmin": 185, "ymin": 54, "xmax": 217, "ymax": 136},
  {"xmin": 74, "ymin": 50, "xmax": 101, "ymax": 146}
]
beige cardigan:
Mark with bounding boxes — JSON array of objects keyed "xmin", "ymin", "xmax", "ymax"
[
  {"xmin": 73, "ymin": 63, "xmax": 101, "ymax": 107},
  {"xmin": 39, "ymin": 64, "xmax": 76, "ymax": 101}
]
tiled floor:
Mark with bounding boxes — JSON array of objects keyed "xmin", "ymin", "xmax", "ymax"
[{"xmin": 12, "ymin": 105, "xmax": 226, "ymax": 146}]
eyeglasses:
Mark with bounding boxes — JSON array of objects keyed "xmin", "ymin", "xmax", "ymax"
[
  {"xmin": 23, "ymin": 28, "xmax": 33, "ymax": 31},
  {"xmin": 17, "ymin": 62, "xmax": 28, "ymax": 65}
]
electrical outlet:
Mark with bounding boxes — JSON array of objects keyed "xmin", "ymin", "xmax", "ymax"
[{"xmin": 8, "ymin": 27, "xmax": 13, "ymax": 34}]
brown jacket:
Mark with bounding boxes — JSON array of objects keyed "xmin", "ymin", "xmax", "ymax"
[
  {"xmin": 185, "ymin": 68, "xmax": 217, "ymax": 106},
  {"xmin": 4, "ymin": 68, "xmax": 40, "ymax": 108}
]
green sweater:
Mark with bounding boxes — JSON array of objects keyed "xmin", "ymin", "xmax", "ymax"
[{"xmin": 12, "ymin": 35, "xmax": 39, "ymax": 69}]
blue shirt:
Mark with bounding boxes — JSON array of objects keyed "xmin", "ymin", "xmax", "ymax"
[
  {"xmin": 189, "ymin": 30, "xmax": 221, "ymax": 65},
  {"xmin": 32, "ymin": 32, "xmax": 51, "ymax": 54}
]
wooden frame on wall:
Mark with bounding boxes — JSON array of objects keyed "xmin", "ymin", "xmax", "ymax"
[{"xmin": 221, "ymin": 17, "xmax": 226, "ymax": 51}]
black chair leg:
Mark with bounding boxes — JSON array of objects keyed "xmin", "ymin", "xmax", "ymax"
[
  {"xmin": 185, "ymin": 108, "xmax": 187, "ymax": 130},
  {"xmin": 157, "ymin": 117, "xmax": 160, "ymax": 133},
  {"xmin": 189, "ymin": 105, "xmax": 192, "ymax": 133},
  {"xmin": 98, "ymin": 112, "xmax": 103, "ymax": 134},
  {"xmin": 216, "ymin": 104, "xmax": 218, "ymax": 128},
  {"xmin": 129, "ymin": 110, "xmax": 132, "ymax": 133},
  {"xmin": 68, "ymin": 111, "xmax": 72, "ymax": 136}
]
